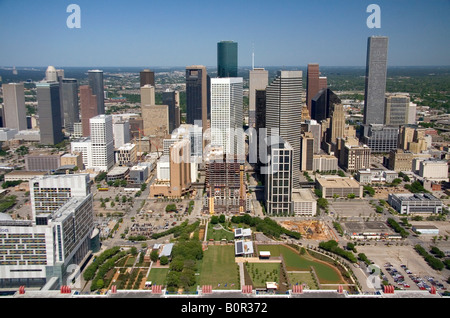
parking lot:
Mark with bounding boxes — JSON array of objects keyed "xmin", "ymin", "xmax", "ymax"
[
  {"xmin": 356, "ymin": 245, "xmax": 449, "ymax": 292},
  {"xmin": 329, "ymin": 200, "xmax": 379, "ymax": 219}
]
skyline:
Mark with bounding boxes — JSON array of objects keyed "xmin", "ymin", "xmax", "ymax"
[{"xmin": 0, "ymin": 1, "xmax": 450, "ymax": 68}]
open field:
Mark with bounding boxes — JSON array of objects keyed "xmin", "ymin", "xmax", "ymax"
[
  {"xmin": 245, "ymin": 263, "xmax": 281, "ymax": 288},
  {"xmin": 329, "ymin": 200, "xmax": 377, "ymax": 219},
  {"xmin": 197, "ymin": 245, "xmax": 240, "ymax": 289},
  {"xmin": 257, "ymin": 245, "xmax": 344, "ymax": 284},
  {"xmin": 147, "ymin": 268, "xmax": 169, "ymax": 286}
]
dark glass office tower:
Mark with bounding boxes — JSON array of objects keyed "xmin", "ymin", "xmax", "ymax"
[
  {"xmin": 311, "ymin": 88, "xmax": 341, "ymax": 122},
  {"xmin": 61, "ymin": 78, "xmax": 79, "ymax": 134},
  {"xmin": 217, "ymin": 41, "xmax": 238, "ymax": 78},
  {"xmin": 88, "ymin": 70, "xmax": 105, "ymax": 115},
  {"xmin": 36, "ymin": 82, "xmax": 64, "ymax": 145},
  {"xmin": 186, "ymin": 65, "xmax": 208, "ymax": 131},
  {"xmin": 140, "ymin": 69, "xmax": 155, "ymax": 87},
  {"xmin": 363, "ymin": 36, "xmax": 388, "ymax": 125},
  {"xmin": 162, "ymin": 90, "xmax": 177, "ymax": 134}
]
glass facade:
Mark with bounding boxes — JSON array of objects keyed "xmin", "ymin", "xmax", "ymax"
[{"xmin": 217, "ymin": 41, "xmax": 238, "ymax": 78}]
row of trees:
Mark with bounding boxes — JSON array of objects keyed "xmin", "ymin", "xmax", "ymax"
[
  {"xmin": 230, "ymin": 214, "xmax": 301, "ymax": 240},
  {"xmin": 414, "ymin": 244, "xmax": 445, "ymax": 271},
  {"xmin": 318, "ymin": 240, "xmax": 358, "ymax": 263},
  {"xmin": 387, "ymin": 218, "xmax": 409, "ymax": 238}
]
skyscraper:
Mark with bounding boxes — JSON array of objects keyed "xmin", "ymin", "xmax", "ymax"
[
  {"xmin": 306, "ymin": 63, "xmax": 320, "ymax": 114},
  {"xmin": 249, "ymin": 68, "xmax": 269, "ymax": 128},
  {"xmin": 264, "ymin": 136, "xmax": 293, "ymax": 216},
  {"xmin": 163, "ymin": 90, "xmax": 177, "ymax": 134},
  {"xmin": 61, "ymin": 78, "xmax": 79, "ymax": 134},
  {"xmin": 363, "ymin": 36, "xmax": 389, "ymax": 125},
  {"xmin": 88, "ymin": 70, "xmax": 105, "ymax": 115},
  {"xmin": 3, "ymin": 83, "xmax": 27, "ymax": 131},
  {"xmin": 80, "ymin": 85, "xmax": 98, "ymax": 137},
  {"xmin": 90, "ymin": 115, "xmax": 114, "ymax": 171},
  {"xmin": 140, "ymin": 69, "xmax": 155, "ymax": 87},
  {"xmin": 36, "ymin": 82, "xmax": 64, "ymax": 145},
  {"xmin": 217, "ymin": 41, "xmax": 238, "ymax": 78},
  {"xmin": 210, "ymin": 77, "xmax": 244, "ymax": 159},
  {"xmin": 266, "ymin": 71, "xmax": 303, "ymax": 187},
  {"xmin": 310, "ymin": 88, "xmax": 341, "ymax": 122},
  {"xmin": 300, "ymin": 132, "xmax": 314, "ymax": 172},
  {"xmin": 186, "ymin": 65, "xmax": 208, "ymax": 132},
  {"xmin": 45, "ymin": 66, "xmax": 58, "ymax": 82}
]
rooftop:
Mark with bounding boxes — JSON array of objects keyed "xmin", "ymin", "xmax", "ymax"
[{"xmin": 316, "ymin": 176, "xmax": 361, "ymax": 188}]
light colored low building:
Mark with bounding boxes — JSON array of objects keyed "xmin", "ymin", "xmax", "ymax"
[
  {"xmin": 115, "ymin": 143, "xmax": 137, "ymax": 166},
  {"xmin": 60, "ymin": 152, "xmax": 84, "ymax": 170},
  {"xmin": 388, "ymin": 193, "xmax": 443, "ymax": 215},
  {"xmin": 313, "ymin": 154, "xmax": 338, "ymax": 172},
  {"xmin": 292, "ymin": 189, "xmax": 317, "ymax": 216},
  {"xmin": 356, "ymin": 169, "xmax": 398, "ymax": 185},
  {"xmin": 129, "ymin": 165, "xmax": 149, "ymax": 184},
  {"xmin": 315, "ymin": 175, "xmax": 363, "ymax": 198},
  {"xmin": 412, "ymin": 224, "xmax": 439, "ymax": 235},
  {"xmin": 106, "ymin": 166, "xmax": 130, "ymax": 182},
  {"xmin": 4, "ymin": 170, "xmax": 48, "ymax": 182},
  {"xmin": 418, "ymin": 159, "xmax": 448, "ymax": 182}
]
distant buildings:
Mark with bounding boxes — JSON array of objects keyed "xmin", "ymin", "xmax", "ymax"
[
  {"xmin": 140, "ymin": 69, "xmax": 155, "ymax": 87},
  {"xmin": 60, "ymin": 78, "xmax": 79, "ymax": 134},
  {"xmin": 80, "ymin": 85, "xmax": 98, "ymax": 137},
  {"xmin": 88, "ymin": 70, "xmax": 105, "ymax": 115},
  {"xmin": 306, "ymin": 63, "xmax": 327, "ymax": 115},
  {"xmin": 388, "ymin": 193, "xmax": 443, "ymax": 215},
  {"xmin": 384, "ymin": 93, "xmax": 411, "ymax": 126}
]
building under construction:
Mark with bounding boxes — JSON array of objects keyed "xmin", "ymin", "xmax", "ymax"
[{"xmin": 203, "ymin": 155, "xmax": 247, "ymax": 215}]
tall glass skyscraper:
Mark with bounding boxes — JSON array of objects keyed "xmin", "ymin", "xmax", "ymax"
[
  {"xmin": 61, "ymin": 78, "xmax": 79, "ymax": 134},
  {"xmin": 217, "ymin": 41, "xmax": 238, "ymax": 78},
  {"xmin": 186, "ymin": 65, "xmax": 208, "ymax": 132},
  {"xmin": 363, "ymin": 36, "xmax": 389, "ymax": 125},
  {"xmin": 36, "ymin": 82, "xmax": 64, "ymax": 145},
  {"xmin": 88, "ymin": 70, "xmax": 105, "ymax": 115}
]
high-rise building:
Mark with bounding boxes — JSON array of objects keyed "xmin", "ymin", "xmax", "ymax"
[
  {"xmin": 162, "ymin": 90, "xmax": 177, "ymax": 134},
  {"xmin": 80, "ymin": 85, "xmax": 98, "ymax": 137},
  {"xmin": 60, "ymin": 78, "xmax": 79, "ymax": 134},
  {"xmin": 306, "ymin": 63, "xmax": 320, "ymax": 114},
  {"xmin": 217, "ymin": 41, "xmax": 238, "ymax": 78},
  {"xmin": 36, "ymin": 82, "xmax": 64, "ymax": 145},
  {"xmin": 329, "ymin": 103, "xmax": 346, "ymax": 146},
  {"xmin": 210, "ymin": 77, "xmax": 244, "ymax": 159},
  {"xmin": 140, "ymin": 84, "xmax": 156, "ymax": 106},
  {"xmin": 363, "ymin": 36, "xmax": 389, "ymax": 125},
  {"xmin": 361, "ymin": 124, "xmax": 399, "ymax": 153},
  {"xmin": 89, "ymin": 115, "xmax": 114, "ymax": 171},
  {"xmin": 30, "ymin": 173, "xmax": 91, "ymax": 222},
  {"xmin": 140, "ymin": 69, "xmax": 155, "ymax": 87},
  {"xmin": 88, "ymin": 70, "xmax": 105, "ymax": 115},
  {"xmin": 45, "ymin": 66, "xmax": 58, "ymax": 82},
  {"xmin": 264, "ymin": 136, "xmax": 293, "ymax": 216},
  {"xmin": 384, "ymin": 93, "xmax": 410, "ymax": 126},
  {"xmin": 2, "ymin": 83, "xmax": 27, "ymax": 131},
  {"xmin": 186, "ymin": 65, "xmax": 208, "ymax": 132},
  {"xmin": 266, "ymin": 70, "xmax": 303, "ymax": 187},
  {"xmin": 248, "ymin": 68, "xmax": 268, "ymax": 128},
  {"xmin": 338, "ymin": 137, "xmax": 371, "ymax": 173},
  {"xmin": 305, "ymin": 119, "xmax": 322, "ymax": 154},
  {"xmin": 300, "ymin": 132, "xmax": 314, "ymax": 172},
  {"xmin": 310, "ymin": 88, "xmax": 341, "ymax": 122},
  {"xmin": 112, "ymin": 120, "xmax": 130, "ymax": 148}
]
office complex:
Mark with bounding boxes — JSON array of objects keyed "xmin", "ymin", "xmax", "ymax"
[
  {"xmin": 248, "ymin": 68, "xmax": 268, "ymax": 128},
  {"xmin": 162, "ymin": 90, "xmax": 177, "ymax": 134},
  {"xmin": 2, "ymin": 83, "xmax": 27, "ymax": 131},
  {"xmin": 112, "ymin": 120, "xmax": 130, "ymax": 149},
  {"xmin": 90, "ymin": 115, "xmax": 114, "ymax": 171},
  {"xmin": 363, "ymin": 36, "xmax": 389, "ymax": 125},
  {"xmin": 36, "ymin": 82, "xmax": 64, "ymax": 145},
  {"xmin": 300, "ymin": 132, "xmax": 314, "ymax": 172},
  {"xmin": 60, "ymin": 78, "xmax": 79, "ymax": 134},
  {"xmin": 140, "ymin": 69, "xmax": 155, "ymax": 87},
  {"xmin": 306, "ymin": 63, "xmax": 321, "ymax": 114},
  {"xmin": 186, "ymin": 65, "xmax": 208, "ymax": 132},
  {"xmin": 25, "ymin": 153, "xmax": 61, "ymax": 172},
  {"xmin": 45, "ymin": 65, "xmax": 58, "ymax": 82},
  {"xmin": 315, "ymin": 175, "xmax": 363, "ymax": 199},
  {"xmin": 140, "ymin": 84, "xmax": 156, "ymax": 106},
  {"xmin": 210, "ymin": 77, "xmax": 244, "ymax": 159},
  {"xmin": 310, "ymin": 88, "xmax": 341, "ymax": 123},
  {"xmin": 217, "ymin": 41, "xmax": 238, "ymax": 78},
  {"xmin": 361, "ymin": 124, "xmax": 399, "ymax": 153},
  {"xmin": 265, "ymin": 71, "xmax": 303, "ymax": 187},
  {"xmin": 88, "ymin": 70, "xmax": 105, "ymax": 115},
  {"xmin": 264, "ymin": 136, "xmax": 293, "ymax": 216},
  {"xmin": 388, "ymin": 193, "xmax": 443, "ymax": 215}
]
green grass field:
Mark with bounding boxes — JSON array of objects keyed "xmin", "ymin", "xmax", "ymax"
[
  {"xmin": 288, "ymin": 272, "xmax": 318, "ymax": 290},
  {"xmin": 198, "ymin": 245, "xmax": 239, "ymax": 289},
  {"xmin": 257, "ymin": 245, "xmax": 343, "ymax": 284},
  {"xmin": 147, "ymin": 268, "xmax": 169, "ymax": 285},
  {"xmin": 206, "ymin": 223, "xmax": 235, "ymax": 241},
  {"xmin": 245, "ymin": 262, "xmax": 280, "ymax": 288}
]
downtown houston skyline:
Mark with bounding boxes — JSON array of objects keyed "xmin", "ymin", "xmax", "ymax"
[{"xmin": 0, "ymin": 0, "xmax": 449, "ymax": 68}]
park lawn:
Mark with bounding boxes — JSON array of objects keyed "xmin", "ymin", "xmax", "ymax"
[
  {"xmin": 245, "ymin": 262, "xmax": 280, "ymax": 288},
  {"xmin": 288, "ymin": 272, "xmax": 318, "ymax": 290},
  {"xmin": 257, "ymin": 245, "xmax": 342, "ymax": 284},
  {"xmin": 147, "ymin": 268, "xmax": 169, "ymax": 286},
  {"xmin": 206, "ymin": 223, "xmax": 235, "ymax": 241},
  {"xmin": 198, "ymin": 245, "xmax": 239, "ymax": 289}
]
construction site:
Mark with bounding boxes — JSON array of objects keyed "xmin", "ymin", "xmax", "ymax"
[{"xmin": 279, "ymin": 220, "xmax": 336, "ymax": 240}]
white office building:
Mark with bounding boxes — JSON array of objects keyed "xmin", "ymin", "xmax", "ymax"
[
  {"xmin": 418, "ymin": 159, "xmax": 448, "ymax": 182},
  {"xmin": 113, "ymin": 120, "xmax": 130, "ymax": 149},
  {"xmin": 71, "ymin": 137, "xmax": 93, "ymax": 169},
  {"xmin": 90, "ymin": 115, "xmax": 114, "ymax": 171},
  {"xmin": 210, "ymin": 77, "xmax": 244, "ymax": 160}
]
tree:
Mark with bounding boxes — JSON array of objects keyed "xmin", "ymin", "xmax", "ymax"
[
  {"xmin": 219, "ymin": 214, "xmax": 226, "ymax": 223},
  {"xmin": 166, "ymin": 204, "xmax": 177, "ymax": 212},
  {"xmin": 210, "ymin": 215, "xmax": 219, "ymax": 224},
  {"xmin": 160, "ymin": 256, "xmax": 169, "ymax": 265},
  {"xmin": 150, "ymin": 250, "xmax": 159, "ymax": 262}
]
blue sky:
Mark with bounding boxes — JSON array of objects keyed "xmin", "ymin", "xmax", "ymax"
[{"xmin": 0, "ymin": 0, "xmax": 449, "ymax": 67}]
